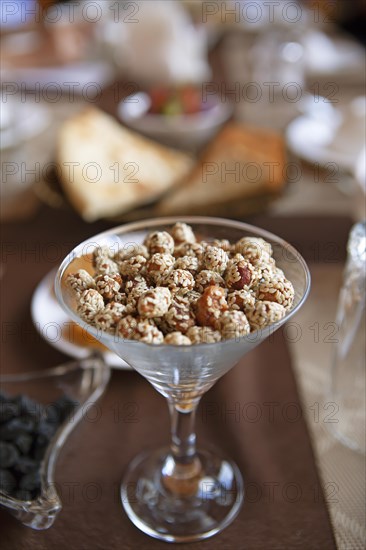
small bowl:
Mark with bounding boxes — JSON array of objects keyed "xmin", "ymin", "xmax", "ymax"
[
  {"xmin": 0, "ymin": 355, "xmax": 110, "ymax": 530},
  {"xmin": 118, "ymin": 92, "xmax": 232, "ymax": 151}
]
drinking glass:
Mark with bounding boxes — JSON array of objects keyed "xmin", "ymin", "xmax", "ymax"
[
  {"xmin": 329, "ymin": 221, "xmax": 365, "ymax": 453},
  {"xmin": 55, "ymin": 216, "xmax": 310, "ymax": 542}
]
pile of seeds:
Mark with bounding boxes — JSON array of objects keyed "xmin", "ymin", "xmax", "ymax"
[
  {"xmin": 0, "ymin": 393, "xmax": 76, "ymax": 501},
  {"xmin": 67, "ymin": 223, "xmax": 295, "ymax": 345}
]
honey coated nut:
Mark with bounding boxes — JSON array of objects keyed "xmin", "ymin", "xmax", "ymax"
[
  {"xmin": 70, "ymin": 222, "xmax": 294, "ymax": 345},
  {"xmin": 196, "ymin": 286, "xmax": 228, "ymax": 328}
]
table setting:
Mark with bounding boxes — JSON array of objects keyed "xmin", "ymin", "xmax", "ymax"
[{"xmin": 1, "ymin": 1, "xmax": 365, "ymax": 548}]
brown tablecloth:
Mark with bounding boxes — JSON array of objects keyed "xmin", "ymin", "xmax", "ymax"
[
  {"xmin": 1, "ymin": 205, "xmax": 350, "ymax": 549},
  {"xmin": 1, "ymin": 333, "xmax": 336, "ymax": 550}
]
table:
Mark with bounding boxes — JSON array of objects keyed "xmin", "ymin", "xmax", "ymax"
[
  {"xmin": 1, "ymin": 205, "xmax": 345, "ymax": 549},
  {"xmin": 1, "ymin": 19, "xmax": 365, "ymax": 548}
]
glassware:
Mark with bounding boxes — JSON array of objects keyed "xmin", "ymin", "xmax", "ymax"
[
  {"xmin": 329, "ymin": 221, "xmax": 366, "ymax": 454},
  {"xmin": 246, "ymin": 17, "xmax": 306, "ymax": 130},
  {"xmin": 0, "ymin": 355, "xmax": 110, "ymax": 529},
  {"xmin": 55, "ymin": 216, "xmax": 310, "ymax": 542}
]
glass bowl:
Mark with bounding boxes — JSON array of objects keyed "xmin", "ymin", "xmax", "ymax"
[
  {"xmin": 55, "ymin": 216, "xmax": 310, "ymax": 542},
  {"xmin": 0, "ymin": 355, "xmax": 110, "ymax": 530},
  {"xmin": 118, "ymin": 92, "xmax": 232, "ymax": 151}
]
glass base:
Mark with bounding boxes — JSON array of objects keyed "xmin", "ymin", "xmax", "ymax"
[{"xmin": 120, "ymin": 447, "xmax": 244, "ymax": 543}]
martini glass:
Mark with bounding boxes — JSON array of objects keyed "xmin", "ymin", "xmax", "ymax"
[{"xmin": 55, "ymin": 217, "xmax": 310, "ymax": 543}]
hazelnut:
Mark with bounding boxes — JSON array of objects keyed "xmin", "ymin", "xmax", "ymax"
[
  {"xmin": 170, "ymin": 222, "xmax": 196, "ymax": 244},
  {"xmin": 218, "ymin": 310, "xmax": 250, "ymax": 340},
  {"xmin": 246, "ymin": 300, "xmax": 286, "ymax": 331},
  {"xmin": 256, "ymin": 276, "xmax": 294, "ymax": 310},
  {"xmin": 186, "ymin": 326, "xmax": 222, "ymax": 344},
  {"xmin": 137, "ymin": 287, "xmax": 171, "ymax": 318},
  {"xmin": 95, "ymin": 257, "xmax": 119, "ymax": 276},
  {"xmin": 166, "ymin": 269, "xmax": 195, "ymax": 292},
  {"xmin": 165, "ymin": 295, "xmax": 195, "ymax": 333},
  {"xmin": 196, "ymin": 286, "xmax": 228, "ymax": 328},
  {"xmin": 227, "ymin": 289, "xmax": 256, "ymax": 312},
  {"xmin": 77, "ymin": 289, "xmax": 104, "ymax": 323},
  {"xmin": 94, "ymin": 302, "xmax": 126, "ymax": 332},
  {"xmin": 114, "ymin": 243, "xmax": 149, "ymax": 265},
  {"xmin": 212, "ymin": 239, "xmax": 231, "ymax": 252},
  {"xmin": 125, "ymin": 275, "xmax": 149, "ymax": 295},
  {"xmin": 174, "ymin": 255, "xmax": 200, "ymax": 274},
  {"xmin": 66, "ymin": 269, "xmax": 96, "ymax": 296},
  {"xmin": 174, "ymin": 242, "xmax": 205, "ymax": 260},
  {"xmin": 144, "ymin": 231, "xmax": 174, "ymax": 255},
  {"xmin": 95, "ymin": 274, "xmax": 122, "ymax": 301},
  {"xmin": 146, "ymin": 253, "xmax": 175, "ymax": 283},
  {"xmin": 92, "ymin": 245, "xmax": 113, "ymax": 267},
  {"xmin": 234, "ymin": 237, "xmax": 272, "ymax": 261},
  {"xmin": 119, "ymin": 255, "xmax": 147, "ymax": 278},
  {"xmin": 195, "ymin": 270, "xmax": 225, "ymax": 293},
  {"xmin": 116, "ymin": 316, "xmax": 164, "ymax": 344},
  {"xmin": 164, "ymin": 332, "xmax": 192, "ymax": 346},
  {"xmin": 225, "ymin": 259, "xmax": 256, "ymax": 290},
  {"xmin": 202, "ymin": 246, "xmax": 228, "ymax": 274}
]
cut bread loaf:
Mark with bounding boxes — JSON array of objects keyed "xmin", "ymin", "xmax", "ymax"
[
  {"xmin": 57, "ymin": 107, "xmax": 193, "ymax": 221},
  {"xmin": 157, "ymin": 123, "xmax": 286, "ymax": 216}
]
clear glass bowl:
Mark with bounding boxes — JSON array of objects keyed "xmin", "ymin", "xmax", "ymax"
[
  {"xmin": 118, "ymin": 92, "xmax": 232, "ymax": 152},
  {"xmin": 0, "ymin": 355, "xmax": 110, "ymax": 530},
  {"xmin": 55, "ymin": 216, "xmax": 311, "ymax": 543}
]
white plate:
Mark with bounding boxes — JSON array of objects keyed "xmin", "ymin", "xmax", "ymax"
[
  {"xmin": 0, "ymin": 97, "xmax": 50, "ymax": 151},
  {"xmin": 1, "ymin": 61, "xmax": 113, "ymax": 93},
  {"xmin": 31, "ymin": 269, "xmax": 130, "ymax": 370},
  {"xmin": 303, "ymin": 30, "xmax": 365, "ymax": 80},
  {"xmin": 286, "ymin": 96, "xmax": 366, "ymax": 171}
]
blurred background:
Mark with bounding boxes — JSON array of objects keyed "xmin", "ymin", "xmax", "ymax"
[
  {"xmin": 1, "ymin": 0, "xmax": 365, "ymax": 221},
  {"xmin": 1, "ymin": 1, "xmax": 365, "ymax": 548}
]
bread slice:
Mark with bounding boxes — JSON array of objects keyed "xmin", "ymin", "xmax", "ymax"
[
  {"xmin": 57, "ymin": 107, "xmax": 193, "ymax": 221},
  {"xmin": 157, "ymin": 123, "xmax": 286, "ymax": 216}
]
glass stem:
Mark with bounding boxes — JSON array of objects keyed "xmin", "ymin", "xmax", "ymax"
[
  {"xmin": 161, "ymin": 400, "xmax": 202, "ymax": 496},
  {"xmin": 169, "ymin": 401, "xmax": 198, "ymax": 462}
]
